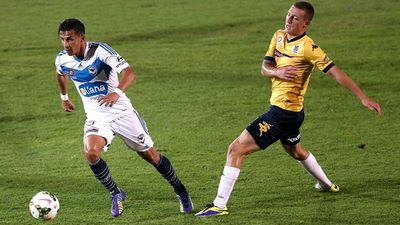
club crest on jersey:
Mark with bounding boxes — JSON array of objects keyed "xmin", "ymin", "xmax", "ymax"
[
  {"xmin": 79, "ymin": 82, "xmax": 108, "ymax": 97},
  {"xmin": 292, "ymin": 45, "xmax": 300, "ymax": 54},
  {"xmin": 88, "ymin": 65, "xmax": 97, "ymax": 76},
  {"xmin": 277, "ymin": 36, "xmax": 283, "ymax": 46}
]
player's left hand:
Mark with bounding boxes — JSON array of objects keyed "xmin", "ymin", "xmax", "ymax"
[
  {"xmin": 361, "ymin": 97, "xmax": 382, "ymax": 115},
  {"xmin": 98, "ymin": 93, "xmax": 120, "ymax": 107}
]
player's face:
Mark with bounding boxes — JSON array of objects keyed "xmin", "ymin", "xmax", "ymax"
[
  {"xmin": 59, "ymin": 30, "xmax": 85, "ymax": 56},
  {"xmin": 285, "ymin": 6, "xmax": 310, "ymax": 37}
]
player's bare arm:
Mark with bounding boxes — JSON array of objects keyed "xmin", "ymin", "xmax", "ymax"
[
  {"xmin": 326, "ymin": 66, "xmax": 382, "ymax": 114},
  {"xmin": 261, "ymin": 60, "xmax": 297, "ymax": 81},
  {"xmin": 98, "ymin": 67, "xmax": 136, "ymax": 107},
  {"xmin": 56, "ymin": 72, "xmax": 75, "ymax": 112}
]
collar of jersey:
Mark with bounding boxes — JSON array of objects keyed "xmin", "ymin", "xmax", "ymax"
[{"xmin": 287, "ymin": 32, "xmax": 306, "ymax": 43}]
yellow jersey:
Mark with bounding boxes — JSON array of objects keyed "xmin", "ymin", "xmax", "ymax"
[{"xmin": 264, "ymin": 29, "xmax": 334, "ymax": 112}]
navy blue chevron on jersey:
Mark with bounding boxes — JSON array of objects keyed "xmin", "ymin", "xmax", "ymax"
[{"xmin": 55, "ymin": 42, "xmax": 133, "ymax": 121}]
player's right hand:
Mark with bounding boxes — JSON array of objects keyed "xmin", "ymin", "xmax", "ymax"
[
  {"xmin": 62, "ymin": 100, "xmax": 75, "ymax": 112},
  {"xmin": 275, "ymin": 66, "xmax": 297, "ymax": 81}
]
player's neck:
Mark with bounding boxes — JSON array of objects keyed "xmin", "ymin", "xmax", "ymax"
[{"xmin": 76, "ymin": 41, "xmax": 87, "ymax": 59}]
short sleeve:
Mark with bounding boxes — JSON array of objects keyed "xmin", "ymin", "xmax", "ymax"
[
  {"xmin": 98, "ymin": 43, "xmax": 130, "ymax": 73},
  {"xmin": 55, "ymin": 55, "xmax": 63, "ymax": 75},
  {"xmin": 264, "ymin": 31, "xmax": 278, "ymax": 62},
  {"xmin": 304, "ymin": 42, "xmax": 334, "ymax": 73}
]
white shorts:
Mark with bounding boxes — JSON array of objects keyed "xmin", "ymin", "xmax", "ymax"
[{"xmin": 83, "ymin": 110, "xmax": 154, "ymax": 152}]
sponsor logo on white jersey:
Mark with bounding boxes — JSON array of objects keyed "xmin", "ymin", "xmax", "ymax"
[{"xmin": 79, "ymin": 82, "xmax": 108, "ymax": 97}]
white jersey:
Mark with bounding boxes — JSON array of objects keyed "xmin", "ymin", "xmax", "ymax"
[{"xmin": 55, "ymin": 42, "xmax": 133, "ymax": 121}]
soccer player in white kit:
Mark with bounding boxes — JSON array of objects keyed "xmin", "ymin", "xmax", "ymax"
[{"xmin": 55, "ymin": 18, "xmax": 193, "ymax": 217}]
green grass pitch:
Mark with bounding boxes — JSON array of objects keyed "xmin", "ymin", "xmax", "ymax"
[{"xmin": 0, "ymin": 0, "xmax": 399, "ymax": 224}]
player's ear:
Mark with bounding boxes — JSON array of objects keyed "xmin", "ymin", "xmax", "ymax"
[{"xmin": 304, "ymin": 20, "xmax": 311, "ymax": 28}]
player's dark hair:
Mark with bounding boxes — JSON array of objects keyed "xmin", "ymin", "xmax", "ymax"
[
  {"xmin": 294, "ymin": 1, "xmax": 314, "ymax": 21},
  {"xmin": 58, "ymin": 18, "xmax": 85, "ymax": 35}
]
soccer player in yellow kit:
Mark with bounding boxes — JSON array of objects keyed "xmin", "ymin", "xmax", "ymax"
[{"xmin": 196, "ymin": 1, "xmax": 382, "ymax": 217}]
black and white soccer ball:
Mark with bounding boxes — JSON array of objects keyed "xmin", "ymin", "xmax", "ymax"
[{"xmin": 29, "ymin": 191, "xmax": 60, "ymax": 221}]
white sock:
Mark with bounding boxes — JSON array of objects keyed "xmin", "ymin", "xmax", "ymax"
[
  {"xmin": 299, "ymin": 152, "xmax": 332, "ymax": 188},
  {"xmin": 213, "ymin": 166, "xmax": 240, "ymax": 208}
]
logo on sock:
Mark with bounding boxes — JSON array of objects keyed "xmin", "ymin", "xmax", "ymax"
[{"xmin": 217, "ymin": 195, "xmax": 224, "ymax": 199}]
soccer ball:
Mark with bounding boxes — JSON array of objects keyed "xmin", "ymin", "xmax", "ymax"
[{"xmin": 29, "ymin": 191, "xmax": 60, "ymax": 221}]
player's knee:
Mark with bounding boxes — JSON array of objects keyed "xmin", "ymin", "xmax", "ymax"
[
  {"xmin": 84, "ymin": 147, "xmax": 101, "ymax": 163},
  {"xmin": 137, "ymin": 147, "xmax": 160, "ymax": 165},
  {"xmin": 285, "ymin": 145, "xmax": 308, "ymax": 160},
  {"xmin": 296, "ymin": 149, "xmax": 309, "ymax": 161},
  {"xmin": 290, "ymin": 151, "xmax": 303, "ymax": 160},
  {"xmin": 227, "ymin": 140, "xmax": 244, "ymax": 159}
]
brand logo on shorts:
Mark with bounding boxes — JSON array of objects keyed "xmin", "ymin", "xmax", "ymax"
[
  {"xmin": 287, "ymin": 134, "xmax": 301, "ymax": 143},
  {"xmin": 79, "ymin": 82, "xmax": 108, "ymax": 97},
  {"xmin": 85, "ymin": 120, "xmax": 95, "ymax": 126},
  {"xmin": 85, "ymin": 128, "xmax": 99, "ymax": 134},
  {"xmin": 259, "ymin": 121, "xmax": 273, "ymax": 136},
  {"xmin": 138, "ymin": 133, "xmax": 145, "ymax": 144}
]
